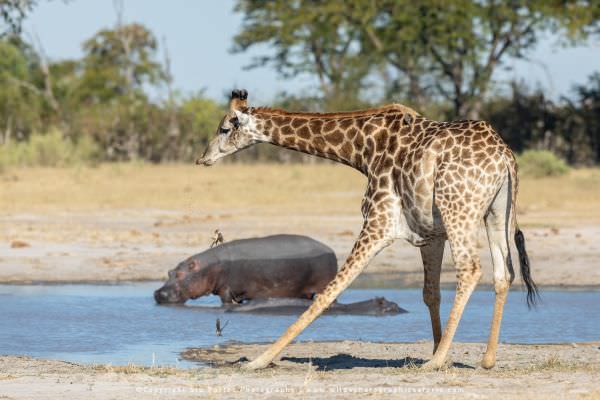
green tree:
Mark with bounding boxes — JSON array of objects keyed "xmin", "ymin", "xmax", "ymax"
[
  {"xmin": 565, "ymin": 72, "xmax": 600, "ymax": 164},
  {"xmin": 0, "ymin": 0, "xmax": 37, "ymax": 37},
  {"xmin": 482, "ymin": 81, "xmax": 559, "ymax": 154},
  {"xmin": 234, "ymin": 0, "xmax": 600, "ymax": 119},
  {"xmin": 79, "ymin": 23, "xmax": 164, "ymax": 104},
  {"xmin": 481, "ymin": 73, "xmax": 600, "ymax": 165},
  {"xmin": 76, "ymin": 23, "xmax": 165, "ymax": 159},
  {"xmin": 417, "ymin": 1, "xmax": 567, "ymax": 119},
  {"xmin": 233, "ymin": 0, "xmax": 371, "ymax": 110},
  {"xmin": 352, "ymin": 0, "xmax": 599, "ymax": 119},
  {"xmin": 0, "ymin": 38, "xmax": 41, "ymax": 143},
  {"xmin": 342, "ymin": 0, "xmax": 431, "ymax": 109},
  {"xmin": 178, "ymin": 93, "xmax": 226, "ymax": 160}
]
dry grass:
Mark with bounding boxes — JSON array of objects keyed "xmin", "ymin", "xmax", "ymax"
[
  {"xmin": 517, "ymin": 168, "xmax": 600, "ymax": 217},
  {"xmin": 0, "ymin": 163, "xmax": 364, "ymax": 214},
  {"xmin": 89, "ymin": 362, "xmax": 199, "ymax": 377},
  {"xmin": 1, "ymin": 163, "xmax": 600, "ymax": 222}
]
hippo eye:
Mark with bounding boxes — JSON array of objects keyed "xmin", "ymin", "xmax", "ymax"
[{"xmin": 219, "ymin": 127, "xmax": 230, "ymax": 134}]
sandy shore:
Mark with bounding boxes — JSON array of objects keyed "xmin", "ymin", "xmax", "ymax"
[
  {"xmin": 1, "ymin": 209, "xmax": 600, "ymax": 287},
  {"xmin": 1, "ymin": 341, "xmax": 599, "ymax": 399}
]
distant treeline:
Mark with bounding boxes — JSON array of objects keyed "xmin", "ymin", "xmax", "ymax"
[{"xmin": 0, "ymin": 1, "xmax": 599, "ymax": 165}]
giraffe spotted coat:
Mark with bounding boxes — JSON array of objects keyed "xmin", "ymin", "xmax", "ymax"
[{"xmin": 197, "ymin": 90, "xmax": 536, "ymax": 371}]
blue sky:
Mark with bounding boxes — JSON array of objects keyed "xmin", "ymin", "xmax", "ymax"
[{"xmin": 25, "ymin": 0, "xmax": 600, "ymax": 105}]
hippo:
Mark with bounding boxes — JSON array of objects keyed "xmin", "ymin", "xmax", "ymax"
[
  {"xmin": 154, "ymin": 234, "xmax": 338, "ymax": 304},
  {"xmin": 223, "ymin": 297, "xmax": 407, "ymax": 316}
]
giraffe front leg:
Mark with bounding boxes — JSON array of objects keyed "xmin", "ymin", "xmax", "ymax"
[{"xmin": 242, "ymin": 230, "xmax": 393, "ymax": 370}]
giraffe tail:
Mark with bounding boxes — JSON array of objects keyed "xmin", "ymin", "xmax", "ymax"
[
  {"xmin": 506, "ymin": 153, "xmax": 539, "ymax": 308},
  {"xmin": 514, "ymin": 228, "xmax": 538, "ymax": 308}
]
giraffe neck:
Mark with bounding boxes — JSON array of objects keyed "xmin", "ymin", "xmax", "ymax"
[{"xmin": 253, "ymin": 106, "xmax": 418, "ymax": 174}]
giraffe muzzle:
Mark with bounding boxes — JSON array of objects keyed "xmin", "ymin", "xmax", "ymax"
[{"xmin": 195, "ymin": 157, "xmax": 214, "ymax": 166}]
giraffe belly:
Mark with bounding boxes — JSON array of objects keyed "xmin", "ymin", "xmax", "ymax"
[
  {"xmin": 395, "ymin": 201, "xmax": 446, "ymax": 246},
  {"xmin": 394, "ymin": 165, "xmax": 446, "ymax": 243},
  {"xmin": 392, "ymin": 205, "xmax": 443, "ymax": 246}
]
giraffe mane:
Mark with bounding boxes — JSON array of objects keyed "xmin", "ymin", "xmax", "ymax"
[{"xmin": 250, "ymin": 103, "xmax": 420, "ymax": 118}]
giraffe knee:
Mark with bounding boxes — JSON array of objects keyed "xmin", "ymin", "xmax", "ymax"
[
  {"xmin": 494, "ymin": 278, "xmax": 510, "ymax": 295},
  {"xmin": 456, "ymin": 257, "xmax": 482, "ymax": 283}
]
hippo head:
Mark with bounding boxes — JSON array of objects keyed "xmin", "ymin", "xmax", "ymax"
[
  {"xmin": 374, "ymin": 297, "xmax": 403, "ymax": 314},
  {"xmin": 154, "ymin": 259, "xmax": 214, "ymax": 304}
]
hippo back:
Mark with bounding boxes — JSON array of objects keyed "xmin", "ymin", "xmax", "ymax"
[{"xmin": 208, "ymin": 234, "xmax": 336, "ymax": 265}]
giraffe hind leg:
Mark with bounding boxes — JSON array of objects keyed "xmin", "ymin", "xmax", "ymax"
[
  {"xmin": 422, "ymin": 180, "xmax": 488, "ymax": 370},
  {"xmin": 482, "ymin": 174, "xmax": 514, "ymax": 369},
  {"xmin": 420, "ymin": 238, "xmax": 445, "ymax": 353},
  {"xmin": 422, "ymin": 226, "xmax": 482, "ymax": 370}
]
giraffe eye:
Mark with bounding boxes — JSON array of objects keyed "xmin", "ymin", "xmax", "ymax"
[{"xmin": 219, "ymin": 127, "xmax": 230, "ymax": 134}]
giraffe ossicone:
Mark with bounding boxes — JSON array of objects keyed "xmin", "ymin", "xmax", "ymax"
[{"xmin": 197, "ymin": 89, "xmax": 538, "ymax": 371}]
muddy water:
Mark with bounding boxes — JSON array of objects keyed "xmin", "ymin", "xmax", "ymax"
[{"xmin": 0, "ymin": 283, "xmax": 598, "ymax": 367}]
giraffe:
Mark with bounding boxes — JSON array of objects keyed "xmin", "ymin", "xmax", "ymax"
[{"xmin": 196, "ymin": 89, "xmax": 538, "ymax": 371}]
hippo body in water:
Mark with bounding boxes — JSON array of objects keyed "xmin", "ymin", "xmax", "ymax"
[
  {"xmin": 223, "ymin": 297, "xmax": 407, "ymax": 316},
  {"xmin": 154, "ymin": 234, "xmax": 337, "ymax": 304}
]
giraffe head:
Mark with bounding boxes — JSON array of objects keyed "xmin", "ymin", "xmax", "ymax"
[{"xmin": 196, "ymin": 89, "xmax": 265, "ymax": 166}]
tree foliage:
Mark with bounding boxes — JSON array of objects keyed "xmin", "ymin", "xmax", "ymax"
[
  {"xmin": 482, "ymin": 75, "xmax": 600, "ymax": 166},
  {"xmin": 0, "ymin": 0, "xmax": 37, "ymax": 37},
  {"xmin": 233, "ymin": 0, "xmax": 371, "ymax": 109},
  {"xmin": 234, "ymin": 0, "xmax": 600, "ymax": 118},
  {"xmin": 0, "ymin": 21, "xmax": 225, "ymax": 162},
  {"xmin": 80, "ymin": 23, "xmax": 163, "ymax": 103},
  {"xmin": 0, "ymin": 38, "xmax": 41, "ymax": 142}
]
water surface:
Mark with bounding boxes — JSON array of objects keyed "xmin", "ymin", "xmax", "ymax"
[{"xmin": 0, "ymin": 283, "xmax": 598, "ymax": 367}]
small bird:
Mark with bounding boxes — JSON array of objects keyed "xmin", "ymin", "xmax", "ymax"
[
  {"xmin": 215, "ymin": 318, "xmax": 229, "ymax": 336},
  {"xmin": 210, "ymin": 229, "xmax": 224, "ymax": 248}
]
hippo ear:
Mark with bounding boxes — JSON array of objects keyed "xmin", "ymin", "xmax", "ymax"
[{"xmin": 189, "ymin": 260, "xmax": 201, "ymax": 272}]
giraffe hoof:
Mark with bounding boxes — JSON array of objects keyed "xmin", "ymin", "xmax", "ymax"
[
  {"xmin": 421, "ymin": 359, "xmax": 445, "ymax": 371},
  {"xmin": 240, "ymin": 358, "xmax": 271, "ymax": 371},
  {"xmin": 481, "ymin": 355, "xmax": 496, "ymax": 369}
]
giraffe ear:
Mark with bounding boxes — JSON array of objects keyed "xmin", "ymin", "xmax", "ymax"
[{"xmin": 233, "ymin": 109, "xmax": 250, "ymax": 126}]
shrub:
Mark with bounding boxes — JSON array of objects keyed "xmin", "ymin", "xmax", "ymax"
[
  {"xmin": 517, "ymin": 150, "xmax": 570, "ymax": 178},
  {"xmin": 0, "ymin": 129, "xmax": 100, "ymax": 170}
]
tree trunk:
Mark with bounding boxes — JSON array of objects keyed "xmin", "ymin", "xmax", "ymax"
[
  {"xmin": 405, "ymin": 57, "xmax": 425, "ymax": 110},
  {"xmin": 466, "ymin": 98, "xmax": 482, "ymax": 120},
  {"xmin": 3, "ymin": 117, "xmax": 12, "ymax": 145},
  {"xmin": 407, "ymin": 72, "xmax": 424, "ymax": 111}
]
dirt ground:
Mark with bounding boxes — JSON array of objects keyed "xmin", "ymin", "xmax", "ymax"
[
  {"xmin": 1, "ymin": 208, "xmax": 600, "ymax": 288},
  {"xmin": 1, "ymin": 341, "xmax": 599, "ymax": 399}
]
